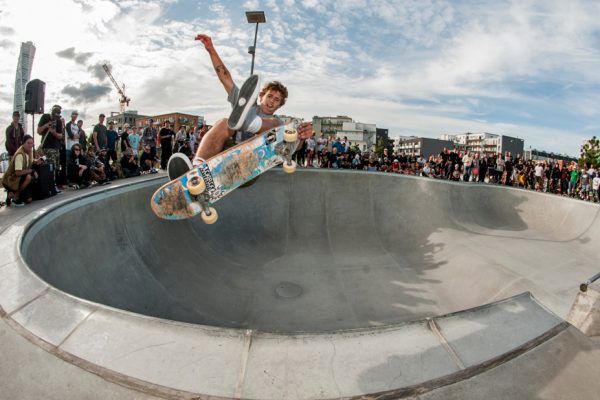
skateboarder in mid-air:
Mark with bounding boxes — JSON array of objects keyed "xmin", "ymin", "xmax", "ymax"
[{"xmin": 168, "ymin": 34, "xmax": 313, "ymax": 179}]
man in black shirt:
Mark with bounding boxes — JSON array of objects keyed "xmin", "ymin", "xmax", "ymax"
[
  {"xmin": 77, "ymin": 120, "xmax": 87, "ymax": 151},
  {"xmin": 504, "ymin": 152, "xmax": 514, "ymax": 186},
  {"xmin": 447, "ymin": 149, "xmax": 458, "ymax": 179},
  {"xmin": 93, "ymin": 114, "xmax": 108, "ymax": 151},
  {"xmin": 440, "ymin": 148, "xmax": 449, "ymax": 164},
  {"xmin": 159, "ymin": 122, "xmax": 175, "ymax": 170},
  {"xmin": 399, "ymin": 153, "xmax": 408, "ymax": 169},
  {"xmin": 120, "ymin": 123, "xmax": 132, "ymax": 153},
  {"xmin": 550, "ymin": 162, "xmax": 561, "ymax": 194},
  {"xmin": 37, "ymin": 104, "xmax": 66, "ymax": 191}
]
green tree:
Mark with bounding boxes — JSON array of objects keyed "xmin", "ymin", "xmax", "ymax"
[
  {"xmin": 375, "ymin": 137, "xmax": 385, "ymax": 156},
  {"xmin": 579, "ymin": 136, "xmax": 600, "ymax": 168}
]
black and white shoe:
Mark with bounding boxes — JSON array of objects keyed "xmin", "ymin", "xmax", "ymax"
[
  {"xmin": 227, "ymin": 74, "xmax": 260, "ymax": 131},
  {"xmin": 167, "ymin": 153, "xmax": 193, "ymax": 180}
]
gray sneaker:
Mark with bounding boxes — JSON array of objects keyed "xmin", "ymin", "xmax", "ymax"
[{"xmin": 228, "ymin": 74, "xmax": 260, "ymax": 131}]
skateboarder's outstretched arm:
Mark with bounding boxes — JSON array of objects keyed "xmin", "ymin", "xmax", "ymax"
[{"xmin": 195, "ymin": 34, "xmax": 234, "ymax": 96}]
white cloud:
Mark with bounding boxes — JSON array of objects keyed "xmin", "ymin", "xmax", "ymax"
[
  {"xmin": 1, "ymin": 0, "xmax": 599, "ymax": 157},
  {"xmin": 243, "ymin": 0, "xmax": 259, "ymax": 10}
]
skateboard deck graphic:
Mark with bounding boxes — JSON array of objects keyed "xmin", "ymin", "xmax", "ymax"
[{"xmin": 150, "ymin": 120, "xmax": 299, "ymax": 221}]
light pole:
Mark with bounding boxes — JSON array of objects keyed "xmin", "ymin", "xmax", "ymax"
[{"xmin": 245, "ymin": 11, "xmax": 266, "ymax": 75}]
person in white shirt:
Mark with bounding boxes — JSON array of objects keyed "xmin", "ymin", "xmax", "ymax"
[
  {"xmin": 534, "ymin": 162, "xmax": 544, "ymax": 190},
  {"xmin": 306, "ymin": 135, "xmax": 316, "ymax": 167},
  {"xmin": 592, "ymin": 175, "xmax": 600, "ymax": 202},
  {"xmin": 65, "ymin": 110, "xmax": 81, "ymax": 161},
  {"xmin": 587, "ymin": 166, "xmax": 596, "ymax": 179},
  {"xmin": 175, "ymin": 126, "xmax": 188, "ymax": 151},
  {"xmin": 343, "ymin": 137, "xmax": 350, "ymax": 154},
  {"xmin": 316, "ymin": 134, "xmax": 327, "ymax": 167},
  {"xmin": 462, "ymin": 151, "xmax": 472, "ymax": 181},
  {"xmin": 189, "ymin": 126, "xmax": 198, "ymax": 153}
]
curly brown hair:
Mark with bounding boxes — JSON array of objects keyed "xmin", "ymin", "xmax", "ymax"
[{"xmin": 260, "ymin": 81, "xmax": 288, "ymax": 106}]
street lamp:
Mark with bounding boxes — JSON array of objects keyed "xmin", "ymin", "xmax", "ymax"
[{"xmin": 246, "ymin": 11, "xmax": 266, "ymax": 75}]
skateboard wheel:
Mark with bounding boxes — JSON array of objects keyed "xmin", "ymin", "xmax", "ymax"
[
  {"xmin": 283, "ymin": 160, "xmax": 297, "ymax": 174},
  {"xmin": 284, "ymin": 130, "xmax": 298, "ymax": 143},
  {"xmin": 238, "ymin": 98, "xmax": 247, "ymax": 106},
  {"xmin": 201, "ymin": 207, "xmax": 218, "ymax": 224},
  {"xmin": 186, "ymin": 173, "xmax": 206, "ymax": 195}
]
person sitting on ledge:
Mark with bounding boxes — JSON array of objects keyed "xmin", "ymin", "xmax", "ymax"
[
  {"xmin": 84, "ymin": 147, "xmax": 108, "ymax": 185},
  {"xmin": 140, "ymin": 144, "xmax": 159, "ymax": 174},
  {"xmin": 67, "ymin": 143, "xmax": 90, "ymax": 189},
  {"xmin": 120, "ymin": 148, "xmax": 141, "ymax": 178}
]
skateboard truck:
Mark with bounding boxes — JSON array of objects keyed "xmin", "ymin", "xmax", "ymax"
[
  {"xmin": 196, "ymin": 192, "xmax": 218, "ymax": 224},
  {"xmin": 281, "ymin": 119, "xmax": 300, "ymax": 174},
  {"xmin": 186, "ymin": 170, "xmax": 218, "ymax": 224}
]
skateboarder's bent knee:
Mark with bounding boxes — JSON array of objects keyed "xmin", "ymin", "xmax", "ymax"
[{"xmin": 195, "ymin": 119, "xmax": 235, "ymax": 163}]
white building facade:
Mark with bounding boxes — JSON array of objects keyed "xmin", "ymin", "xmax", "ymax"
[
  {"xmin": 337, "ymin": 122, "xmax": 376, "ymax": 151},
  {"xmin": 312, "ymin": 115, "xmax": 353, "ymax": 137},
  {"xmin": 440, "ymin": 132, "xmax": 524, "ymax": 157}
]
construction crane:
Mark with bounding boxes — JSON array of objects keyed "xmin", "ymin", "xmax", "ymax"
[{"xmin": 102, "ymin": 64, "xmax": 130, "ymax": 114}]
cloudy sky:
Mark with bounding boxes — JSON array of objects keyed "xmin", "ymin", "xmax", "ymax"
[{"xmin": 1, "ymin": 0, "xmax": 600, "ymax": 156}]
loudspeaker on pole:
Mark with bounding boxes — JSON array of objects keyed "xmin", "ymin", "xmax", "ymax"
[{"xmin": 25, "ymin": 79, "xmax": 45, "ymax": 115}]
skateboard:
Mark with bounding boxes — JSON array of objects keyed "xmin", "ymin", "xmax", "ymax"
[{"xmin": 150, "ymin": 120, "xmax": 300, "ymax": 223}]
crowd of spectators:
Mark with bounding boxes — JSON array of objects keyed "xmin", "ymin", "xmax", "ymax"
[
  {"xmin": 292, "ymin": 135, "xmax": 600, "ymax": 202},
  {"xmin": 3, "ymin": 109, "xmax": 598, "ymax": 208},
  {"xmin": 2, "ymin": 106, "xmax": 209, "ymax": 207}
]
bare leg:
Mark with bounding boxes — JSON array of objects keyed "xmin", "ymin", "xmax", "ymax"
[{"xmin": 195, "ymin": 118, "xmax": 234, "ymax": 161}]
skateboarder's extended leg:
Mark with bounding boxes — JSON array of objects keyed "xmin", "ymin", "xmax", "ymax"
[{"xmin": 228, "ymin": 75, "xmax": 260, "ymax": 131}]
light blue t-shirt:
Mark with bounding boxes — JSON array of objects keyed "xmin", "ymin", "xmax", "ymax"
[{"xmin": 129, "ymin": 133, "xmax": 141, "ymax": 154}]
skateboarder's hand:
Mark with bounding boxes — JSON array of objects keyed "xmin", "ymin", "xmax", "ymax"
[
  {"xmin": 195, "ymin": 34, "xmax": 214, "ymax": 52},
  {"xmin": 297, "ymin": 122, "xmax": 313, "ymax": 140}
]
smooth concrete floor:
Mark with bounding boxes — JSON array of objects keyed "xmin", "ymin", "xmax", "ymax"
[{"xmin": 20, "ymin": 169, "xmax": 600, "ymax": 332}]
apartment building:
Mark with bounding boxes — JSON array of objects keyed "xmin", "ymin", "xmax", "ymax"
[
  {"xmin": 136, "ymin": 112, "xmax": 205, "ymax": 132},
  {"xmin": 441, "ymin": 133, "xmax": 524, "ymax": 157}
]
